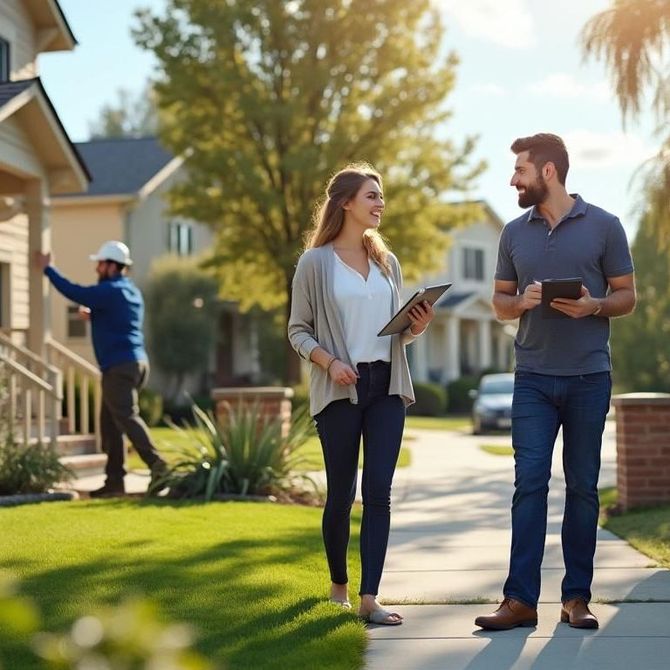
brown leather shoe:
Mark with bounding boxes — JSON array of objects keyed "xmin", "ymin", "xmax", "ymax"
[
  {"xmin": 474, "ymin": 598, "xmax": 538, "ymax": 630},
  {"xmin": 561, "ymin": 598, "xmax": 598, "ymax": 629}
]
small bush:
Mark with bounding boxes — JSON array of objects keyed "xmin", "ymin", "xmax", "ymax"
[
  {"xmin": 447, "ymin": 375, "xmax": 479, "ymax": 413},
  {"xmin": 139, "ymin": 388, "xmax": 163, "ymax": 427},
  {"xmin": 0, "ymin": 437, "xmax": 73, "ymax": 495},
  {"xmin": 158, "ymin": 402, "xmax": 315, "ymax": 500},
  {"xmin": 408, "ymin": 382, "xmax": 447, "ymax": 416}
]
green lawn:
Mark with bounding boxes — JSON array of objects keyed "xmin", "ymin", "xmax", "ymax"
[
  {"xmin": 0, "ymin": 501, "xmax": 365, "ymax": 670},
  {"xmin": 479, "ymin": 444, "xmax": 514, "ymax": 456},
  {"xmin": 128, "ymin": 428, "xmax": 411, "ymax": 472},
  {"xmin": 599, "ymin": 487, "xmax": 670, "ymax": 568},
  {"xmin": 404, "ymin": 415, "xmax": 471, "ymax": 431}
]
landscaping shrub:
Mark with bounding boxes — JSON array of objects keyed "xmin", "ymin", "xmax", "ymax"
[
  {"xmin": 139, "ymin": 387, "xmax": 163, "ymax": 427},
  {"xmin": 408, "ymin": 382, "xmax": 447, "ymax": 416},
  {"xmin": 0, "ymin": 367, "xmax": 72, "ymax": 495},
  {"xmin": 158, "ymin": 402, "xmax": 315, "ymax": 500},
  {"xmin": 0, "ymin": 437, "xmax": 73, "ymax": 495},
  {"xmin": 447, "ymin": 375, "xmax": 479, "ymax": 413}
]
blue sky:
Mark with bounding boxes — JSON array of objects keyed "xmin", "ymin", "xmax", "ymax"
[{"xmin": 40, "ymin": 0, "xmax": 657, "ymax": 237}]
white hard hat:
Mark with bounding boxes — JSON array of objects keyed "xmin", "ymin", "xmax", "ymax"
[{"xmin": 89, "ymin": 240, "xmax": 133, "ymax": 266}]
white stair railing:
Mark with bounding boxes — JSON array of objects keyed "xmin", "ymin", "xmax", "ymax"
[
  {"xmin": 0, "ymin": 349, "xmax": 62, "ymax": 449},
  {"xmin": 45, "ymin": 337, "xmax": 102, "ymax": 451}
]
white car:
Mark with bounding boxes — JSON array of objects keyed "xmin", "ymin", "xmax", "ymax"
[{"xmin": 469, "ymin": 373, "xmax": 514, "ymax": 435}]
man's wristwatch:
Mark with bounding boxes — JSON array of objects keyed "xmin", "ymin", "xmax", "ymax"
[{"xmin": 592, "ymin": 300, "xmax": 603, "ymax": 316}]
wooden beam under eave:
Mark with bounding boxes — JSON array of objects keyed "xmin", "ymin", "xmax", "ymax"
[
  {"xmin": 0, "ymin": 172, "xmax": 25, "ymax": 196},
  {"xmin": 35, "ymin": 27, "xmax": 60, "ymax": 52}
]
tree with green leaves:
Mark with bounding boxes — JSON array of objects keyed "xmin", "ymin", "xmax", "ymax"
[
  {"xmin": 133, "ymin": 0, "xmax": 484, "ymax": 383},
  {"xmin": 88, "ymin": 82, "xmax": 158, "ymax": 139},
  {"xmin": 145, "ymin": 256, "xmax": 219, "ymax": 401},
  {"xmin": 581, "ymin": 0, "xmax": 670, "ymax": 243},
  {"xmin": 611, "ymin": 213, "xmax": 670, "ymax": 392}
]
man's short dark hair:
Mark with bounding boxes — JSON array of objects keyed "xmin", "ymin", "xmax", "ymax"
[
  {"xmin": 105, "ymin": 260, "xmax": 126, "ymax": 273},
  {"xmin": 510, "ymin": 133, "xmax": 569, "ymax": 185}
]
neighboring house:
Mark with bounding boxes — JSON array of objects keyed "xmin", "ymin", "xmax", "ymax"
[
  {"xmin": 50, "ymin": 136, "xmax": 261, "ymax": 395},
  {"xmin": 0, "ymin": 1, "xmax": 102, "ymax": 456},
  {"xmin": 407, "ymin": 202, "xmax": 515, "ymax": 384}
]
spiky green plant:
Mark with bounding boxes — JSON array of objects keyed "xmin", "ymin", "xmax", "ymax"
[{"xmin": 155, "ymin": 402, "xmax": 316, "ymax": 500}]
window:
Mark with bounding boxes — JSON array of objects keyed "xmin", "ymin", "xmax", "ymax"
[
  {"xmin": 0, "ymin": 38, "xmax": 9, "ymax": 82},
  {"xmin": 67, "ymin": 304, "xmax": 87, "ymax": 338},
  {"xmin": 463, "ymin": 247, "xmax": 485, "ymax": 281},
  {"xmin": 167, "ymin": 221, "xmax": 194, "ymax": 256}
]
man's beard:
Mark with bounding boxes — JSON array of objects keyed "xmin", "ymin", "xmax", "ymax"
[{"xmin": 517, "ymin": 175, "xmax": 548, "ymax": 209}]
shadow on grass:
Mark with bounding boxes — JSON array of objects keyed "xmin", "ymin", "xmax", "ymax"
[{"xmin": 0, "ymin": 500, "xmax": 364, "ymax": 670}]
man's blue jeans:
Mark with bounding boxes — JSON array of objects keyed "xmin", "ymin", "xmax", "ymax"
[{"xmin": 503, "ymin": 371, "xmax": 612, "ymax": 608}]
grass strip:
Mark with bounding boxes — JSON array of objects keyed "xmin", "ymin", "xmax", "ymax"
[{"xmin": 599, "ymin": 487, "xmax": 670, "ymax": 569}]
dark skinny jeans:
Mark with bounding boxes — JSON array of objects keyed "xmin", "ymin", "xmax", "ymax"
[{"xmin": 314, "ymin": 361, "xmax": 405, "ymax": 596}]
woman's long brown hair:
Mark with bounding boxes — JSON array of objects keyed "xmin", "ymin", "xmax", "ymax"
[{"xmin": 305, "ymin": 163, "xmax": 391, "ymax": 275}]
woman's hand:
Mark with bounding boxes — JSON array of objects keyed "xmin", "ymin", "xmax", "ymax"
[
  {"xmin": 408, "ymin": 300, "xmax": 434, "ymax": 335},
  {"xmin": 328, "ymin": 359, "xmax": 358, "ymax": 385}
]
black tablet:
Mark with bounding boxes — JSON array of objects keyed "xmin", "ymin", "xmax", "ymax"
[
  {"xmin": 377, "ymin": 283, "xmax": 452, "ymax": 336},
  {"xmin": 541, "ymin": 277, "xmax": 583, "ymax": 319}
]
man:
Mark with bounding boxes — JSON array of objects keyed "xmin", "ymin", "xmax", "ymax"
[
  {"xmin": 475, "ymin": 133, "xmax": 636, "ymax": 631},
  {"xmin": 35, "ymin": 241, "xmax": 168, "ymax": 498}
]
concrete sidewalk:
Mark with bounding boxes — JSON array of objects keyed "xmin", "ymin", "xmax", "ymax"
[{"xmin": 366, "ymin": 423, "xmax": 670, "ymax": 669}]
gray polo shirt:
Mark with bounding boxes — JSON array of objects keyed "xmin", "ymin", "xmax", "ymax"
[{"xmin": 495, "ymin": 194, "xmax": 634, "ymax": 375}]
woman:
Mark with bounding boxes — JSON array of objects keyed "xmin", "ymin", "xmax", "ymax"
[{"xmin": 288, "ymin": 164, "xmax": 434, "ymax": 625}]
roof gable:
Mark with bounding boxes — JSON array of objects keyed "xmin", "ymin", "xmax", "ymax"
[
  {"xmin": 0, "ymin": 78, "xmax": 89, "ymax": 193},
  {"xmin": 24, "ymin": 0, "xmax": 77, "ymax": 52}
]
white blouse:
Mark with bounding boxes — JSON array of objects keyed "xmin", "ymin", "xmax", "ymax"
[{"xmin": 333, "ymin": 253, "xmax": 393, "ymax": 367}]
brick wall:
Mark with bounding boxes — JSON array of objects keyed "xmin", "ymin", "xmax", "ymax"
[
  {"xmin": 612, "ymin": 393, "xmax": 670, "ymax": 511},
  {"xmin": 211, "ymin": 386, "xmax": 293, "ymax": 438}
]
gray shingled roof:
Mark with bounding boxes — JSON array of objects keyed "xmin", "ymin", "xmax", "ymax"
[
  {"xmin": 65, "ymin": 137, "xmax": 175, "ymax": 197},
  {"xmin": 0, "ymin": 79, "xmax": 36, "ymax": 108},
  {"xmin": 437, "ymin": 291, "xmax": 476, "ymax": 309}
]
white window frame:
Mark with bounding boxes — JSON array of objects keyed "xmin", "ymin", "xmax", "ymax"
[
  {"xmin": 0, "ymin": 36, "xmax": 10, "ymax": 82},
  {"xmin": 462, "ymin": 246, "xmax": 485, "ymax": 281},
  {"xmin": 66, "ymin": 304, "xmax": 88, "ymax": 339}
]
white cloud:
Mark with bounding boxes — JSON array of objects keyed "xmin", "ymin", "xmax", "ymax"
[
  {"xmin": 468, "ymin": 82, "xmax": 508, "ymax": 96},
  {"xmin": 563, "ymin": 130, "xmax": 657, "ymax": 169},
  {"xmin": 527, "ymin": 73, "xmax": 610, "ymax": 102},
  {"xmin": 436, "ymin": 0, "xmax": 535, "ymax": 49}
]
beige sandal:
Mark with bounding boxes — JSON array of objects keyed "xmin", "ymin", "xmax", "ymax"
[{"xmin": 360, "ymin": 608, "xmax": 403, "ymax": 625}]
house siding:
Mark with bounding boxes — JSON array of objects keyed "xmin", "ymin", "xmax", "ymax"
[
  {"xmin": 0, "ymin": 0, "xmax": 38, "ymax": 80},
  {"xmin": 0, "ymin": 211, "xmax": 29, "ymax": 334},
  {"xmin": 126, "ymin": 169, "xmax": 213, "ymax": 287},
  {"xmin": 0, "ymin": 117, "xmax": 44, "ymax": 177},
  {"xmin": 50, "ymin": 202, "xmax": 125, "ymax": 365}
]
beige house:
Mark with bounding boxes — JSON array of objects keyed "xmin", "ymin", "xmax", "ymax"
[
  {"xmin": 0, "ymin": 0, "xmax": 104, "ymax": 459},
  {"xmin": 50, "ymin": 136, "xmax": 261, "ymax": 395},
  {"xmin": 407, "ymin": 202, "xmax": 515, "ymax": 384}
]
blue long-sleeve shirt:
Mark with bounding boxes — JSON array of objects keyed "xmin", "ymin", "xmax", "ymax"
[{"xmin": 45, "ymin": 266, "xmax": 148, "ymax": 372}]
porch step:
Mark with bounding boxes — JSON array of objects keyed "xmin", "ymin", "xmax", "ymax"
[
  {"xmin": 55, "ymin": 433, "xmax": 98, "ymax": 456},
  {"xmin": 59, "ymin": 453, "xmax": 107, "ymax": 479}
]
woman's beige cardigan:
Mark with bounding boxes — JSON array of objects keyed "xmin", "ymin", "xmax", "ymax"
[{"xmin": 288, "ymin": 243, "xmax": 417, "ymax": 416}]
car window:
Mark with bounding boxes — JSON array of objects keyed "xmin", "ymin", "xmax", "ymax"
[{"xmin": 480, "ymin": 380, "xmax": 514, "ymax": 394}]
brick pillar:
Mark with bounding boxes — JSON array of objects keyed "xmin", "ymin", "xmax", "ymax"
[
  {"xmin": 211, "ymin": 387, "xmax": 294, "ymax": 437},
  {"xmin": 612, "ymin": 392, "xmax": 670, "ymax": 511}
]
